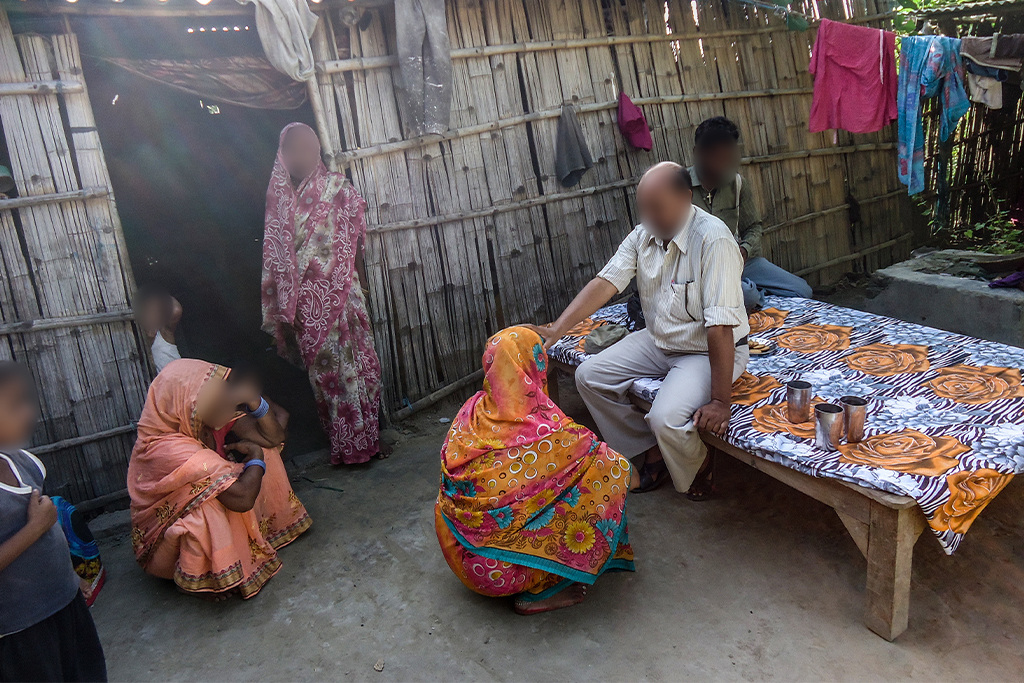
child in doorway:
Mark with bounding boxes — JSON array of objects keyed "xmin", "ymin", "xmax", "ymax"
[
  {"xmin": 0, "ymin": 362, "xmax": 107, "ymax": 682},
  {"xmin": 135, "ymin": 285, "xmax": 183, "ymax": 373}
]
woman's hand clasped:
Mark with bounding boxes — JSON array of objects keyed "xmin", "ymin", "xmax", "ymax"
[{"xmin": 223, "ymin": 440, "xmax": 265, "ymax": 464}]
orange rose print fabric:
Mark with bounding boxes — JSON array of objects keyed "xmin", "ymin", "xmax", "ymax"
[
  {"xmin": 927, "ymin": 364, "xmax": 1024, "ymax": 404},
  {"xmin": 929, "ymin": 469, "xmax": 1014, "ymax": 535},
  {"xmin": 748, "ymin": 308, "xmax": 789, "ymax": 335},
  {"xmin": 837, "ymin": 429, "xmax": 968, "ymax": 476},
  {"xmin": 775, "ymin": 324, "xmax": 852, "ymax": 353},
  {"xmin": 731, "ymin": 372, "xmax": 782, "ymax": 406},
  {"xmin": 752, "ymin": 398, "xmax": 826, "ymax": 439},
  {"xmin": 843, "ymin": 343, "xmax": 930, "ymax": 377}
]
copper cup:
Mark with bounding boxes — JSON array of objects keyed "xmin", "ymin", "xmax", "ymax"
[
  {"xmin": 840, "ymin": 396, "xmax": 868, "ymax": 443},
  {"xmin": 814, "ymin": 403, "xmax": 844, "ymax": 451},
  {"xmin": 786, "ymin": 380, "xmax": 812, "ymax": 423}
]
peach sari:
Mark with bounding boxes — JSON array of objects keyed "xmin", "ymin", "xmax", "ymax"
[{"xmin": 127, "ymin": 359, "xmax": 311, "ymax": 598}]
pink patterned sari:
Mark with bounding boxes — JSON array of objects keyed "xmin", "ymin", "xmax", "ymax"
[{"xmin": 261, "ymin": 122, "xmax": 382, "ymax": 464}]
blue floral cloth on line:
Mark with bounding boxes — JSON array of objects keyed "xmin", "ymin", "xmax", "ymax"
[{"xmin": 897, "ymin": 35, "xmax": 970, "ymax": 196}]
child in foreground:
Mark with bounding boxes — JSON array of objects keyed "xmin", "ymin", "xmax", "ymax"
[{"xmin": 0, "ymin": 362, "xmax": 107, "ymax": 682}]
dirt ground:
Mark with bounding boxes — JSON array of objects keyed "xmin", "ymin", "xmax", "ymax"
[{"xmin": 91, "ymin": 379, "xmax": 1024, "ymax": 682}]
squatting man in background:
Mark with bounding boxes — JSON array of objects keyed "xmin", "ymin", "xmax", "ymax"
[{"xmin": 528, "ymin": 161, "xmax": 750, "ymax": 498}]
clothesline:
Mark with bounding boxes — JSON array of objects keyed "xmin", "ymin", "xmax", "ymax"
[
  {"xmin": 726, "ymin": 0, "xmax": 813, "ymax": 21},
  {"xmin": 723, "ymin": 0, "xmax": 900, "ymax": 34}
]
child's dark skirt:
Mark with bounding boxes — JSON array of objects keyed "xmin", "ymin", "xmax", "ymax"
[{"xmin": 0, "ymin": 592, "xmax": 106, "ymax": 682}]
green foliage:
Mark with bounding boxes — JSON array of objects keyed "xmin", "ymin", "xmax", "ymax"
[
  {"xmin": 890, "ymin": 0, "xmax": 980, "ymax": 34},
  {"xmin": 921, "ymin": 184, "xmax": 1024, "ymax": 255},
  {"xmin": 974, "ymin": 211, "xmax": 1024, "ymax": 255}
]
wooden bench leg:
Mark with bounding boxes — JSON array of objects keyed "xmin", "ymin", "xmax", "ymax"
[
  {"xmin": 547, "ymin": 364, "xmax": 561, "ymax": 406},
  {"xmin": 863, "ymin": 502, "xmax": 925, "ymax": 641}
]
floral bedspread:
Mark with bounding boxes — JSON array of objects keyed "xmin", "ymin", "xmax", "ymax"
[{"xmin": 548, "ymin": 296, "xmax": 1024, "ymax": 554}]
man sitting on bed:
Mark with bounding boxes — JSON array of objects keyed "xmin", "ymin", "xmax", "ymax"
[
  {"xmin": 688, "ymin": 116, "xmax": 812, "ymax": 310},
  {"xmin": 527, "ymin": 162, "xmax": 749, "ymax": 498}
]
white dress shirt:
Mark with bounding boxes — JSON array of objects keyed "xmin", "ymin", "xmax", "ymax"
[{"xmin": 597, "ymin": 205, "xmax": 749, "ymax": 353}]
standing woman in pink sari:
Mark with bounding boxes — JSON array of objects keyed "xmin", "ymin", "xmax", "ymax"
[{"xmin": 262, "ymin": 123, "xmax": 383, "ymax": 464}]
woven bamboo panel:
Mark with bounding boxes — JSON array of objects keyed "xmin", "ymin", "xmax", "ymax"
[
  {"xmin": 0, "ymin": 11, "xmax": 149, "ymax": 503},
  {"xmin": 316, "ymin": 0, "xmax": 907, "ymax": 411}
]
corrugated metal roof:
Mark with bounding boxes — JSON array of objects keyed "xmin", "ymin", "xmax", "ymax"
[{"xmin": 915, "ymin": 0, "xmax": 1024, "ymax": 19}]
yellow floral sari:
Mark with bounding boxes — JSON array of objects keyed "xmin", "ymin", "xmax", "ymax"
[{"xmin": 435, "ymin": 327, "xmax": 634, "ymax": 602}]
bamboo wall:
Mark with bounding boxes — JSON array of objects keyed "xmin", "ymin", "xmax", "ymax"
[
  {"xmin": 920, "ymin": 9, "xmax": 1024, "ymax": 234},
  {"xmin": 0, "ymin": 10, "xmax": 149, "ymax": 504},
  {"xmin": 311, "ymin": 0, "xmax": 906, "ymax": 411}
]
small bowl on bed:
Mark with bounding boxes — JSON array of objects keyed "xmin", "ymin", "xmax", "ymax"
[{"xmin": 747, "ymin": 337, "xmax": 776, "ymax": 356}]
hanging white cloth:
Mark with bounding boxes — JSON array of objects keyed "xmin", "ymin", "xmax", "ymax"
[
  {"xmin": 236, "ymin": 0, "xmax": 318, "ymax": 82},
  {"xmin": 966, "ymin": 72, "xmax": 1004, "ymax": 110}
]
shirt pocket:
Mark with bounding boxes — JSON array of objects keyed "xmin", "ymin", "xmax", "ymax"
[{"xmin": 668, "ymin": 281, "xmax": 698, "ymax": 322}]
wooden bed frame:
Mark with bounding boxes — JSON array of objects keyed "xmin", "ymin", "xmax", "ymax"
[{"xmin": 548, "ymin": 359, "xmax": 927, "ymax": 641}]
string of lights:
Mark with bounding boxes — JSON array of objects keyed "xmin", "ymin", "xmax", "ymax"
[{"xmin": 186, "ymin": 25, "xmax": 251, "ymax": 33}]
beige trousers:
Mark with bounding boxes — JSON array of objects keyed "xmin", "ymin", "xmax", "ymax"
[{"xmin": 575, "ymin": 329, "xmax": 748, "ymax": 492}]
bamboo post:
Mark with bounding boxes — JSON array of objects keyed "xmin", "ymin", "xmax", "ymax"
[{"xmin": 306, "ymin": 76, "xmax": 338, "ymax": 171}]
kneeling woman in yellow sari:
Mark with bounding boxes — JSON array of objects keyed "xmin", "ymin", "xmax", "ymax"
[
  {"xmin": 128, "ymin": 359, "xmax": 311, "ymax": 599},
  {"xmin": 435, "ymin": 327, "xmax": 635, "ymax": 615}
]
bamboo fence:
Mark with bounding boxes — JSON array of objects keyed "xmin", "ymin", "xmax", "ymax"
[
  {"xmin": 919, "ymin": 8, "xmax": 1024, "ymax": 235},
  {"xmin": 309, "ymin": 0, "xmax": 906, "ymax": 411},
  {"xmin": 0, "ymin": 9, "xmax": 149, "ymax": 503}
]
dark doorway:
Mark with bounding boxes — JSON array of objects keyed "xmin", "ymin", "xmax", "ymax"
[{"xmin": 78, "ymin": 16, "xmax": 327, "ymax": 456}]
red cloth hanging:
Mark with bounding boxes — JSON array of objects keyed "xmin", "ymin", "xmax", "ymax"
[
  {"xmin": 808, "ymin": 18, "xmax": 897, "ymax": 134},
  {"xmin": 617, "ymin": 91, "xmax": 653, "ymax": 151}
]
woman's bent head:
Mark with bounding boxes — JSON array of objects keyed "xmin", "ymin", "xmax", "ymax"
[{"xmin": 141, "ymin": 360, "xmax": 249, "ymax": 440}]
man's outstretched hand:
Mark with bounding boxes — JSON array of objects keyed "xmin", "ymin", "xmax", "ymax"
[
  {"xmin": 522, "ymin": 324, "xmax": 564, "ymax": 350},
  {"xmin": 693, "ymin": 398, "xmax": 731, "ymax": 436}
]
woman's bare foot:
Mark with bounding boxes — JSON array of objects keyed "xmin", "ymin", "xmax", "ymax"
[{"xmin": 513, "ymin": 583, "xmax": 588, "ymax": 615}]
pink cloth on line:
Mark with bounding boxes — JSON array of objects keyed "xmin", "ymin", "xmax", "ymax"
[
  {"xmin": 808, "ymin": 18, "xmax": 897, "ymax": 134},
  {"xmin": 617, "ymin": 91, "xmax": 652, "ymax": 151}
]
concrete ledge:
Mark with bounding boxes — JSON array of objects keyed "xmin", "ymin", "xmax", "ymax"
[
  {"xmin": 866, "ymin": 263, "xmax": 1024, "ymax": 348},
  {"xmin": 90, "ymin": 508, "xmax": 131, "ymax": 541}
]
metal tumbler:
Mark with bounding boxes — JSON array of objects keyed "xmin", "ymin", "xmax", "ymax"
[
  {"xmin": 814, "ymin": 404, "xmax": 844, "ymax": 451},
  {"xmin": 786, "ymin": 380, "xmax": 813, "ymax": 423},
  {"xmin": 840, "ymin": 396, "xmax": 868, "ymax": 443}
]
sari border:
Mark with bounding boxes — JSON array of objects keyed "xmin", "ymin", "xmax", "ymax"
[
  {"xmin": 173, "ymin": 555, "xmax": 283, "ymax": 599},
  {"xmin": 440, "ymin": 512, "xmax": 633, "ymax": 587},
  {"xmin": 515, "ymin": 559, "xmax": 637, "ymax": 603},
  {"xmin": 266, "ymin": 513, "xmax": 312, "ymax": 550},
  {"xmin": 190, "ymin": 364, "xmax": 230, "ymax": 439}
]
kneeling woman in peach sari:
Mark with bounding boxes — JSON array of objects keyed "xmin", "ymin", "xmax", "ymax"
[
  {"xmin": 128, "ymin": 359, "xmax": 312, "ymax": 599},
  {"xmin": 435, "ymin": 327, "xmax": 635, "ymax": 615}
]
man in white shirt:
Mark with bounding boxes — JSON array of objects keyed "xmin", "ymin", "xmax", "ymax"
[{"xmin": 528, "ymin": 162, "xmax": 749, "ymax": 497}]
